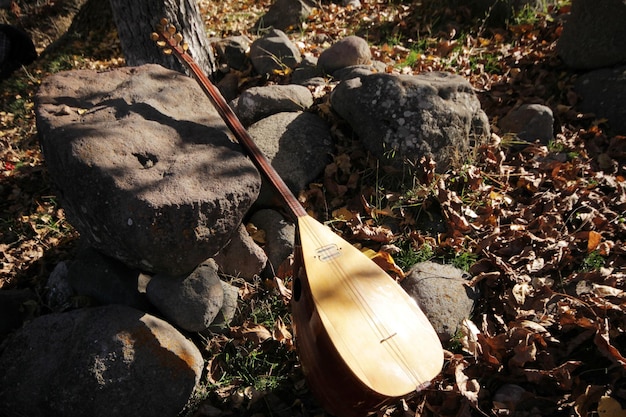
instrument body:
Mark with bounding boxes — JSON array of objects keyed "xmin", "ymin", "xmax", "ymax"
[
  {"xmin": 293, "ymin": 216, "xmax": 443, "ymax": 417},
  {"xmin": 152, "ymin": 21, "xmax": 444, "ymax": 417}
]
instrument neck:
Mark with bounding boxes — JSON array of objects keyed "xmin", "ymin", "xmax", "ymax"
[{"xmin": 179, "ymin": 54, "xmax": 307, "ymax": 221}]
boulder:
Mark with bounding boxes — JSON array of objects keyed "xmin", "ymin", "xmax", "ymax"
[
  {"xmin": 212, "ymin": 35, "xmax": 251, "ymax": 71},
  {"xmin": 291, "ymin": 55, "xmax": 325, "ymax": 86},
  {"xmin": 0, "ymin": 305, "xmax": 203, "ymax": 417},
  {"xmin": 401, "ymin": 261, "xmax": 478, "ymax": 341},
  {"xmin": 214, "ymin": 223, "xmax": 268, "ymax": 280},
  {"xmin": 235, "ymin": 84, "xmax": 314, "ymax": 127},
  {"xmin": 209, "ymin": 280, "xmax": 240, "ymax": 331},
  {"xmin": 0, "ymin": 288, "xmax": 36, "ymax": 341},
  {"xmin": 247, "ymin": 111, "xmax": 334, "ymax": 205},
  {"xmin": 67, "ymin": 246, "xmax": 150, "ymax": 310},
  {"xmin": 499, "ymin": 103, "xmax": 554, "ymax": 144},
  {"xmin": 331, "ymin": 72, "xmax": 490, "ymax": 171},
  {"xmin": 575, "ymin": 65, "xmax": 626, "ymax": 135},
  {"xmin": 253, "ymin": 0, "xmax": 313, "ymax": 31},
  {"xmin": 557, "ymin": 0, "xmax": 626, "ymax": 70},
  {"xmin": 317, "ymin": 35, "xmax": 371, "ymax": 75},
  {"xmin": 35, "ymin": 64, "xmax": 261, "ymax": 276},
  {"xmin": 250, "ymin": 29, "xmax": 302, "ymax": 75},
  {"xmin": 249, "ymin": 209, "xmax": 295, "ymax": 273},
  {"xmin": 0, "ymin": 24, "xmax": 37, "ymax": 80},
  {"xmin": 46, "ymin": 261, "xmax": 74, "ymax": 311},
  {"xmin": 146, "ymin": 259, "xmax": 224, "ymax": 332}
]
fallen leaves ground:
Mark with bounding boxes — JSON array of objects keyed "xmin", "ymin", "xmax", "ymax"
[{"xmin": 1, "ymin": 1, "xmax": 626, "ymax": 416}]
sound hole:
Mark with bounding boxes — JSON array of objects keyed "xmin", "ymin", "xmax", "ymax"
[{"xmin": 293, "ymin": 277, "xmax": 302, "ymax": 302}]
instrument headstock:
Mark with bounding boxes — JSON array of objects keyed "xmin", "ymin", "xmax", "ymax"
[{"xmin": 151, "ymin": 18, "xmax": 188, "ymax": 57}]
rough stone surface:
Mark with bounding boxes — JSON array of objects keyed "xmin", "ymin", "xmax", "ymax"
[
  {"xmin": 46, "ymin": 261, "xmax": 74, "ymax": 310},
  {"xmin": 35, "ymin": 64, "xmax": 261, "ymax": 276},
  {"xmin": 214, "ymin": 223, "xmax": 268, "ymax": 280},
  {"xmin": 317, "ymin": 36, "xmax": 372, "ymax": 75},
  {"xmin": 557, "ymin": 0, "xmax": 626, "ymax": 70},
  {"xmin": 0, "ymin": 305, "xmax": 203, "ymax": 417},
  {"xmin": 291, "ymin": 55, "xmax": 325, "ymax": 86},
  {"xmin": 575, "ymin": 65, "xmax": 626, "ymax": 135},
  {"xmin": 0, "ymin": 289, "xmax": 36, "ymax": 341},
  {"xmin": 331, "ymin": 72, "xmax": 490, "ymax": 171},
  {"xmin": 210, "ymin": 281, "xmax": 240, "ymax": 331},
  {"xmin": 248, "ymin": 111, "xmax": 334, "ymax": 205},
  {"xmin": 499, "ymin": 103, "xmax": 554, "ymax": 144},
  {"xmin": 332, "ymin": 64, "xmax": 376, "ymax": 81},
  {"xmin": 249, "ymin": 209, "xmax": 295, "ymax": 273},
  {"xmin": 253, "ymin": 0, "xmax": 313, "ymax": 31},
  {"xmin": 250, "ymin": 29, "xmax": 302, "ymax": 75},
  {"xmin": 401, "ymin": 261, "xmax": 478, "ymax": 341},
  {"xmin": 235, "ymin": 84, "xmax": 314, "ymax": 126},
  {"xmin": 146, "ymin": 259, "xmax": 224, "ymax": 332},
  {"xmin": 212, "ymin": 35, "xmax": 251, "ymax": 71},
  {"xmin": 67, "ymin": 246, "xmax": 150, "ymax": 310},
  {"xmin": 216, "ymin": 70, "xmax": 241, "ymax": 102}
]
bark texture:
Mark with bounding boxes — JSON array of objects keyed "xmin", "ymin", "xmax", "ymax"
[{"xmin": 109, "ymin": 0, "xmax": 215, "ymax": 76}]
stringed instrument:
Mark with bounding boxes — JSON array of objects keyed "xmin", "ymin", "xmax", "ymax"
[{"xmin": 152, "ymin": 19, "xmax": 444, "ymax": 417}]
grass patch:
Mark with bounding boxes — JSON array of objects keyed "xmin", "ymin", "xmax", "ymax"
[
  {"xmin": 581, "ymin": 251, "xmax": 605, "ymax": 272},
  {"xmin": 396, "ymin": 241, "xmax": 435, "ymax": 270}
]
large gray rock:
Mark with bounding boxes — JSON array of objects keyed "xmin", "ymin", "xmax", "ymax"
[
  {"xmin": 557, "ymin": 0, "xmax": 626, "ymax": 70},
  {"xmin": 253, "ymin": 0, "xmax": 313, "ymax": 31},
  {"xmin": 401, "ymin": 261, "xmax": 478, "ymax": 342},
  {"xmin": 331, "ymin": 72, "xmax": 490, "ymax": 171},
  {"xmin": 317, "ymin": 36, "xmax": 372, "ymax": 75},
  {"xmin": 209, "ymin": 280, "xmax": 240, "ymax": 331},
  {"xmin": 0, "ymin": 289, "xmax": 36, "ymax": 341},
  {"xmin": 214, "ymin": 223, "xmax": 268, "ymax": 280},
  {"xmin": 250, "ymin": 29, "xmax": 302, "ymax": 75},
  {"xmin": 147, "ymin": 259, "xmax": 224, "ymax": 332},
  {"xmin": 235, "ymin": 84, "xmax": 314, "ymax": 126},
  {"xmin": 212, "ymin": 35, "xmax": 251, "ymax": 71},
  {"xmin": 249, "ymin": 209, "xmax": 295, "ymax": 272},
  {"xmin": 0, "ymin": 305, "xmax": 203, "ymax": 417},
  {"xmin": 499, "ymin": 103, "xmax": 554, "ymax": 144},
  {"xmin": 67, "ymin": 246, "xmax": 150, "ymax": 310},
  {"xmin": 575, "ymin": 65, "xmax": 626, "ymax": 135},
  {"xmin": 248, "ymin": 111, "xmax": 334, "ymax": 204},
  {"xmin": 35, "ymin": 64, "xmax": 261, "ymax": 276}
]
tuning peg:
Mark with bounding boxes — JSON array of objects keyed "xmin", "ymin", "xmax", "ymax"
[
  {"xmin": 150, "ymin": 32, "xmax": 160, "ymax": 42},
  {"xmin": 174, "ymin": 33, "xmax": 183, "ymax": 45},
  {"xmin": 167, "ymin": 24, "xmax": 177, "ymax": 35},
  {"xmin": 182, "ymin": 42, "xmax": 189, "ymax": 52},
  {"xmin": 160, "ymin": 17, "xmax": 169, "ymax": 26}
]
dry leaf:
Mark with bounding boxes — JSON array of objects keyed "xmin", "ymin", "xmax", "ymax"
[
  {"xmin": 588, "ymin": 230, "xmax": 603, "ymax": 253},
  {"xmin": 274, "ymin": 276, "xmax": 292, "ymax": 303},
  {"xmin": 273, "ymin": 317, "xmax": 294, "ymax": 350},
  {"xmin": 231, "ymin": 321, "xmax": 272, "ymax": 345},
  {"xmin": 452, "ymin": 356, "xmax": 480, "ymax": 405},
  {"xmin": 370, "ymin": 250, "xmax": 405, "ymax": 279},
  {"xmin": 598, "ymin": 396, "xmax": 626, "ymax": 417}
]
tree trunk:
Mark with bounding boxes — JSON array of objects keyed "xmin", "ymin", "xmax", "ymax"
[{"xmin": 108, "ymin": 0, "xmax": 215, "ymax": 77}]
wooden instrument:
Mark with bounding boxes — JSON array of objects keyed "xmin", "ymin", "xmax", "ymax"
[{"xmin": 152, "ymin": 20, "xmax": 444, "ymax": 417}]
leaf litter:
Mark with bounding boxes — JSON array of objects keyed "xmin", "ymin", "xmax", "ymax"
[{"xmin": 1, "ymin": 1, "xmax": 626, "ymax": 416}]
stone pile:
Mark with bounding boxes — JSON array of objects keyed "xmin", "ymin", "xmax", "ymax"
[{"xmin": 0, "ymin": 12, "xmax": 507, "ymax": 417}]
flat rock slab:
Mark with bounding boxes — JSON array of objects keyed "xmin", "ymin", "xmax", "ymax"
[{"xmin": 35, "ymin": 64, "xmax": 261, "ymax": 276}]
